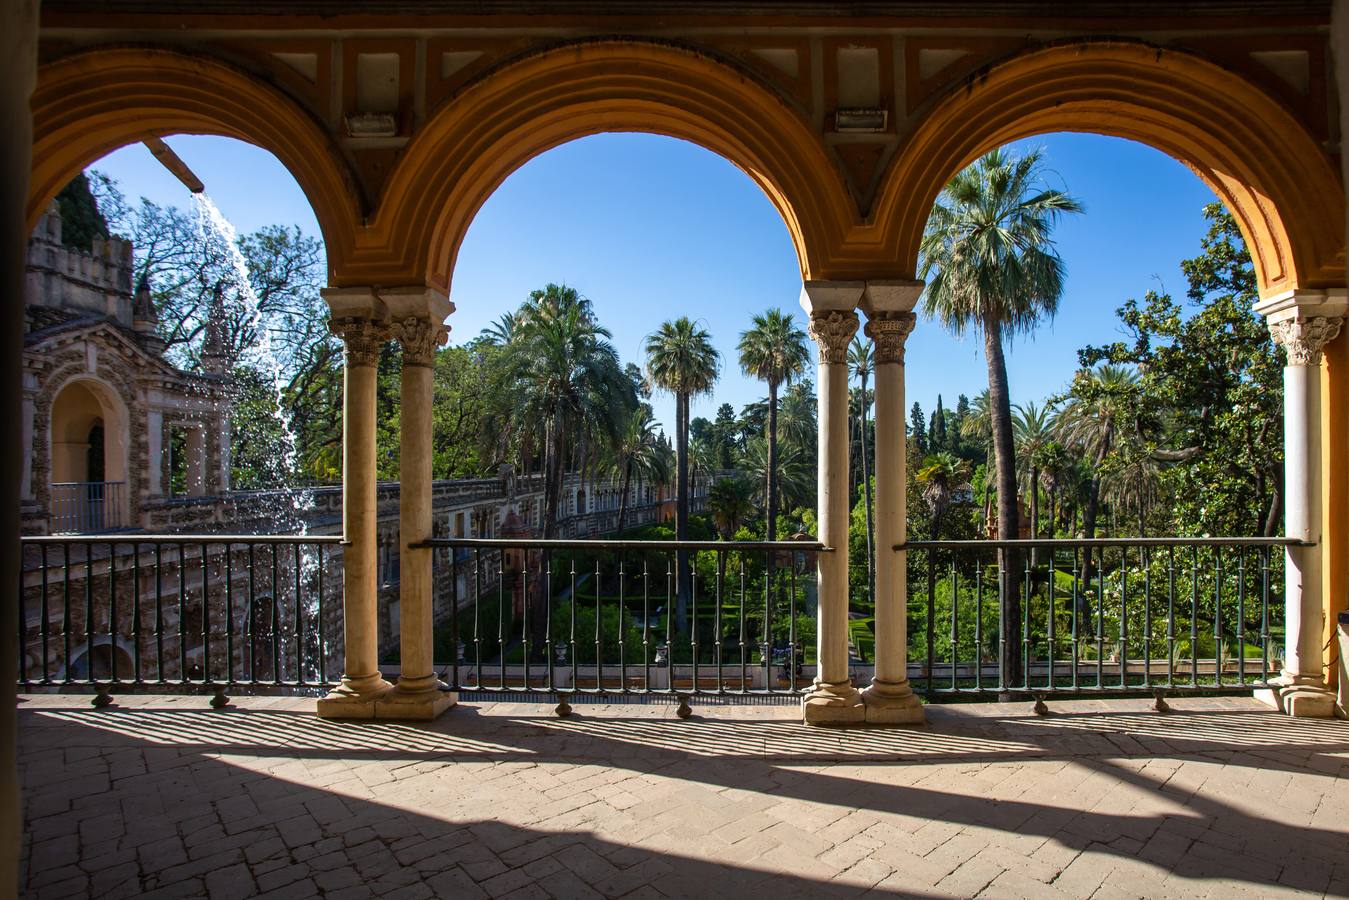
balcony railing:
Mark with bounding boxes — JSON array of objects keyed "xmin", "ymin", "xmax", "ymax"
[
  {"xmin": 49, "ymin": 481, "xmax": 127, "ymax": 533},
  {"xmin": 903, "ymin": 538, "xmax": 1299, "ymax": 700},
  {"xmin": 17, "ymin": 535, "xmax": 341, "ymax": 701},
  {"xmin": 422, "ymin": 537, "xmax": 824, "ymax": 705},
  {"xmin": 16, "ymin": 533, "xmax": 1299, "ymax": 710}
]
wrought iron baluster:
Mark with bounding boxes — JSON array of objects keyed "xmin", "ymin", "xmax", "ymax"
[{"xmin": 270, "ymin": 544, "xmax": 280, "ymax": 686}]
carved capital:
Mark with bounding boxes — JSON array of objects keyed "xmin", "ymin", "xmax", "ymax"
[
  {"xmin": 807, "ymin": 309, "xmax": 859, "ymax": 365},
  {"xmin": 1269, "ymin": 316, "xmax": 1343, "ymax": 366},
  {"xmin": 329, "ymin": 317, "xmax": 389, "ymax": 367},
  {"xmin": 864, "ymin": 311, "xmax": 916, "ymax": 365},
  {"xmin": 391, "ymin": 316, "xmax": 450, "ymax": 367}
]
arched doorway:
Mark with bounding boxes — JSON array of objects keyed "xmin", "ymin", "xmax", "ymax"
[{"xmin": 48, "ymin": 378, "xmax": 129, "ymax": 532}]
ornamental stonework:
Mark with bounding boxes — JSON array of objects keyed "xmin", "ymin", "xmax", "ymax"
[
  {"xmin": 864, "ymin": 311, "xmax": 916, "ymax": 365},
  {"xmin": 391, "ymin": 316, "xmax": 451, "ymax": 367},
  {"xmin": 330, "ymin": 317, "xmax": 390, "ymax": 367},
  {"xmin": 1269, "ymin": 316, "xmax": 1343, "ymax": 366},
  {"xmin": 807, "ymin": 309, "xmax": 859, "ymax": 365}
]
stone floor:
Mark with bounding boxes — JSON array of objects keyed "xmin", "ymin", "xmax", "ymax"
[{"xmin": 15, "ymin": 692, "xmax": 1349, "ymax": 899}]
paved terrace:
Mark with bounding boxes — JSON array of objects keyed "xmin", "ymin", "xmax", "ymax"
[{"xmin": 16, "ymin": 694, "xmax": 1349, "ymax": 899}]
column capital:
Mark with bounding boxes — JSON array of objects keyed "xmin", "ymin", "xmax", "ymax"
[
  {"xmin": 329, "ymin": 317, "xmax": 390, "ymax": 367},
  {"xmin": 807, "ymin": 309, "xmax": 859, "ymax": 365},
  {"xmin": 1269, "ymin": 317, "xmax": 1343, "ymax": 366},
  {"xmin": 864, "ymin": 311, "xmax": 917, "ymax": 365},
  {"xmin": 1255, "ymin": 288, "xmax": 1347, "ymax": 366},
  {"xmin": 391, "ymin": 317, "xmax": 450, "ymax": 367}
]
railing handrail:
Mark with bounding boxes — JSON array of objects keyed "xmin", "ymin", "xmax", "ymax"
[
  {"xmin": 49, "ymin": 480, "xmax": 127, "ymax": 488},
  {"xmin": 899, "ymin": 537, "xmax": 1311, "ymax": 550},
  {"xmin": 21, "ymin": 533, "xmax": 342, "ymax": 544},
  {"xmin": 414, "ymin": 537, "xmax": 830, "ymax": 552}
]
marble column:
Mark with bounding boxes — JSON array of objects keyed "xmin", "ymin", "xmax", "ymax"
[
  {"xmin": 801, "ymin": 282, "xmax": 866, "ymax": 724},
  {"xmin": 1256, "ymin": 289, "xmax": 1345, "ymax": 718},
  {"xmin": 860, "ymin": 281, "xmax": 924, "ymax": 724},
  {"xmin": 383, "ymin": 288, "xmax": 457, "ymax": 720},
  {"xmin": 318, "ymin": 289, "xmax": 393, "ymax": 718}
]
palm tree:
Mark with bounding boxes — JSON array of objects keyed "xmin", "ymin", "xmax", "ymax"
[
  {"xmin": 848, "ymin": 338, "xmax": 876, "ymax": 605},
  {"xmin": 1102, "ymin": 437, "xmax": 1162, "ymax": 537},
  {"xmin": 1012, "ymin": 402, "xmax": 1056, "ymax": 539},
  {"xmin": 1057, "ymin": 364, "xmax": 1140, "ymax": 539},
  {"xmin": 645, "ymin": 317, "xmax": 720, "ymax": 629},
  {"xmin": 609, "ymin": 403, "xmax": 672, "ymax": 534},
  {"xmin": 738, "ymin": 309, "xmax": 810, "ymax": 543},
  {"xmin": 960, "ymin": 390, "xmax": 995, "ymax": 532},
  {"xmin": 741, "ymin": 437, "xmax": 813, "ymax": 514},
  {"xmin": 919, "ymin": 147, "xmax": 1083, "ymax": 686},
  {"xmin": 498, "ymin": 284, "xmax": 634, "ymax": 539},
  {"xmin": 707, "ymin": 476, "xmax": 755, "ymax": 539},
  {"xmin": 916, "ymin": 451, "xmax": 972, "ymax": 539},
  {"xmin": 495, "ymin": 284, "xmax": 634, "ymax": 660}
]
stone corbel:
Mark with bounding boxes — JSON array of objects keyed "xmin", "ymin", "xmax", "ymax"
[{"xmin": 799, "ymin": 281, "xmax": 865, "ymax": 364}]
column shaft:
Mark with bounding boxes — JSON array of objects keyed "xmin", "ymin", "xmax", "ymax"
[
  {"xmin": 1257, "ymin": 305, "xmax": 1342, "ymax": 718},
  {"xmin": 1283, "ymin": 362, "xmax": 1323, "ymax": 682},
  {"xmin": 861, "ymin": 311, "xmax": 922, "ymax": 723},
  {"xmin": 318, "ymin": 317, "xmax": 393, "ymax": 716},
  {"xmin": 802, "ymin": 307, "xmax": 865, "ymax": 724},
  {"xmin": 384, "ymin": 315, "xmax": 455, "ymax": 719}
]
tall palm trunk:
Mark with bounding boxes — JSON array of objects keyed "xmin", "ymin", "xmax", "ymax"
[
  {"xmin": 675, "ymin": 392, "xmax": 690, "ymax": 633},
  {"xmin": 616, "ymin": 463, "xmax": 632, "ymax": 534},
  {"xmin": 983, "ymin": 315, "xmax": 1022, "ymax": 691},
  {"xmin": 766, "ymin": 380, "xmax": 779, "ymax": 541},
  {"xmin": 859, "ymin": 371, "xmax": 875, "ymax": 606}
]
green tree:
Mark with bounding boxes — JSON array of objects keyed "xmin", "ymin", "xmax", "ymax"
[
  {"xmin": 1079, "ymin": 204, "xmax": 1282, "ymax": 537},
  {"xmin": 54, "ymin": 173, "xmax": 109, "ymax": 252},
  {"xmin": 919, "ymin": 146, "xmax": 1083, "ymax": 684},
  {"xmin": 909, "ymin": 402, "xmax": 928, "ymax": 457},
  {"xmin": 1057, "ymin": 364, "xmax": 1140, "ymax": 538},
  {"xmin": 738, "ymin": 309, "xmax": 810, "ymax": 545},
  {"xmin": 645, "ymin": 316, "xmax": 721, "ymax": 627}
]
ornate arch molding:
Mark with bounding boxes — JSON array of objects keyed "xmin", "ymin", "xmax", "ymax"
[
  {"xmin": 28, "ymin": 47, "xmax": 361, "ymax": 275},
  {"xmin": 869, "ymin": 41, "xmax": 1345, "ymax": 298},
  {"xmin": 356, "ymin": 39, "xmax": 855, "ymax": 290}
]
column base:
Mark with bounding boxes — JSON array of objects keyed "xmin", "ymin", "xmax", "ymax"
[
  {"xmin": 1254, "ymin": 678, "xmax": 1336, "ymax": 718},
  {"xmin": 861, "ymin": 680, "xmax": 925, "ymax": 725},
  {"xmin": 315, "ymin": 674, "xmax": 393, "ymax": 720},
  {"xmin": 802, "ymin": 679, "xmax": 865, "ymax": 726},
  {"xmin": 378, "ymin": 685, "xmax": 457, "ymax": 721}
]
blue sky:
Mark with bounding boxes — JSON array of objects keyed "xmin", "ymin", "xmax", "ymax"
[{"xmin": 88, "ymin": 131, "xmax": 1217, "ymax": 437}]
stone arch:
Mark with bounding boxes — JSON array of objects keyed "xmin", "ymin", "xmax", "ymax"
[
  {"xmin": 363, "ymin": 39, "xmax": 855, "ymax": 292},
  {"xmin": 870, "ymin": 40, "xmax": 1345, "ymax": 298},
  {"xmin": 28, "ymin": 47, "xmax": 361, "ymax": 276}
]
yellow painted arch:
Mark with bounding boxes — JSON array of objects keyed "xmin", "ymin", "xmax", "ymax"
[
  {"xmin": 868, "ymin": 40, "xmax": 1346, "ymax": 298},
  {"xmin": 356, "ymin": 40, "xmax": 856, "ymax": 291},
  {"xmin": 28, "ymin": 47, "xmax": 361, "ymax": 277}
]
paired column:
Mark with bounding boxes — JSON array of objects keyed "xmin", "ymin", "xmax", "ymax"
[
  {"xmin": 318, "ymin": 288, "xmax": 394, "ymax": 717},
  {"xmin": 801, "ymin": 283, "xmax": 866, "ymax": 724},
  {"xmin": 383, "ymin": 288, "xmax": 456, "ymax": 720},
  {"xmin": 860, "ymin": 282, "xmax": 924, "ymax": 724},
  {"xmin": 1256, "ymin": 290, "xmax": 1344, "ymax": 718}
]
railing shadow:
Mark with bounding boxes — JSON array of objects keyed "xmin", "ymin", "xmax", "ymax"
[{"xmin": 20, "ymin": 698, "xmax": 1349, "ymax": 894}]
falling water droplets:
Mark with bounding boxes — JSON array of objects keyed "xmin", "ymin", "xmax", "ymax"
[{"xmin": 190, "ymin": 192, "xmax": 315, "ymax": 534}]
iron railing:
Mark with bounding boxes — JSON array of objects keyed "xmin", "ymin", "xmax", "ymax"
[
  {"xmin": 902, "ymin": 537, "xmax": 1301, "ymax": 701},
  {"xmin": 49, "ymin": 481, "xmax": 127, "ymax": 533},
  {"xmin": 17, "ymin": 535, "xmax": 341, "ymax": 704},
  {"xmin": 420, "ymin": 537, "xmax": 825, "ymax": 707}
]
